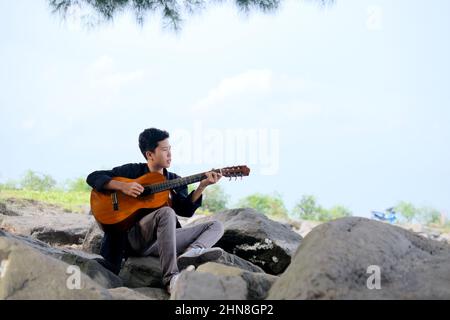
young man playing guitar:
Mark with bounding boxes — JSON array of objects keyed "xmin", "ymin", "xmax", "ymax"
[{"xmin": 86, "ymin": 128, "xmax": 225, "ymax": 294}]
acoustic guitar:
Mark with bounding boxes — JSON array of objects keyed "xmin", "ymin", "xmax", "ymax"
[{"xmin": 90, "ymin": 165, "xmax": 250, "ymax": 231}]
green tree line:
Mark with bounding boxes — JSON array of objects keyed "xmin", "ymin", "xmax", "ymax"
[
  {"xmin": 0, "ymin": 170, "xmax": 446, "ymax": 225},
  {"xmin": 0, "ymin": 170, "xmax": 91, "ymax": 192}
]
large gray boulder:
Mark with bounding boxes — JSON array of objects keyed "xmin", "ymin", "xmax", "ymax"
[
  {"xmin": 187, "ymin": 208, "xmax": 302, "ymax": 274},
  {"xmin": 171, "ymin": 262, "xmax": 278, "ymax": 300},
  {"xmin": 197, "ymin": 263, "xmax": 278, "ymax": 300},
  {"xmin": 268, "ymin": 217, "xmax": 450, "ymax": 299},
  {"xmin": 119, "ymin": 256, "xmax": 164, "ymax": 288},
  {"xmin": 0, "ymin": 229, "xmax": 123, "ymax": 289},
  {"xmin": 170, "ymin": 266, "xmax": 247, "ymax": 300},
  {"xmin": 0, "ymin": 235, "xmax": 111, "ymax": 299}
]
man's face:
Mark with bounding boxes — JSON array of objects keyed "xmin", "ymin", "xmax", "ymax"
[{"xmin": 147, "ymin": 138, "xmax": 172, "ymax": 168}]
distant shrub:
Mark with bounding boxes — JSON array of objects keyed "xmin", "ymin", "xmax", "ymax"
[
  {"xmin": 67, "ymin": 177, "xmax": 91, "ymax": 192},
  {"xmin": 188, "ymin": 184, "xmax": 229, "ymax": 214},
  {"xmin": 20, "ymin": 170, "xmax": 56, "ymax": 191},
  {"xmin": 237, "ymin": 192, "xmax": 288, "ymax": 218},
  {"xmin": 292, "ymin": 195, "xmax": 352, "ymax": 222}
]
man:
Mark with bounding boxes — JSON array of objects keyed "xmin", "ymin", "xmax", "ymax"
[{"xmin": 86, "ymin": 128, "xmax": 225, "ymax": 294}]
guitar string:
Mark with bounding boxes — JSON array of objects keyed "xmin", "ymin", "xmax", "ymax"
[{"xmin": 143, "ymin": 168, "xmax": 234, "ymax": 194}]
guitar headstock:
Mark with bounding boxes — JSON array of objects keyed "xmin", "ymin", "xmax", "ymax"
[{"xmin": 216, "ymin": 165, "xmax": 251, "ymax": 178}]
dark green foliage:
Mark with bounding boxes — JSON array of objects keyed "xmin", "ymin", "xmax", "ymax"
[
  {"xmin": 48, "ymin": 0, "xmax": 287, "ymax": 30},
  {"xmin": 19, "ymin": 170, "xmax": 57, "ymax": 191},
  {"xmin": 292, "ymin": 194, "xmax": 352, "ymax": 221},
  {"xmin": 238, "ymin": 192, "xmax": 288, "ymax": 218}
]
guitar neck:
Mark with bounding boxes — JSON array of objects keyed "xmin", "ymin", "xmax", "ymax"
[{"xmin": 143, "ymin": 169, "xmax": 222, "ymax": 194}]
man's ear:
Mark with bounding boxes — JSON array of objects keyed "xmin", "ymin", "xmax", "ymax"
[{"xmin": 146, "ymin": 151, "xmax": 152, "ymax": 161}]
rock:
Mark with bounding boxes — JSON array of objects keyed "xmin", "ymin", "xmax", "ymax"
[
  {"xmin": 217, "ymin": 251, "xmax": 265, "ymax": 273},
  {"xmin": 440, "ymin": 233, "xmax": 450, "ymax": 243},
  {"xmin": 1, "ymin": 229, "xmax": 92, "ymax": 259},
  {"xmin": 80, "ymin": 259, "xmax": 124, "ymax": 289},
  {"xmin": 170, "ymin": 267, "xmax": 248, "ymax": 300},
  {"xmin": 171, "ymin": 262, "xmax": 277, "ymax": 300},
  {"xmin": 133, "ymin": 287, "xmax": 170, "ymax": 300},
  {"xmin": 187, "ymin": 208, "xmax": 302, "ymax": 274},
  {"xmin": 119, "ymin": 256, "xmax": 164, "ymax": 288},
  {"xmin": 197, "ymin": 263, "xmax": 278, "ymax": 300},
  {"xmin": 400, "ymin": 223, "xmax": 449, "ymax": 244},
  {"xmin": 119, "ymin": 249, "xmax": 265, "ymax": 289},
  {"xmin": 268, "ymin": 217, "xmax": 450, "ymax": 299},
  {"xmin": 108, "ymin": 287, "xmax": 153, "ymax": 300},
  {"xmin": 240, "ymin": 272, "xmax": 278, "ymax": 300},
  {"xmin": 82, "ymin": 221, "xmax": 104, "ymax": 254},
  {"xmin": 0, "ymin": 197, "xmax": 89, "ymax": 215},
  {"xmin": 0, "ymin": 229, "xmax": 123, "ymax": 289},
  {"xmin": 296, "ymin": 220, "xmax": 322, "ymax": 238},
  {"xmin": 30, "ymin": 225, "xmax": 89, "ymax": 246},
  {"xmin": 275, "ymin": 218, "xmax": 322, "ymax": 237},
  {"xmin": 0, "ymin": 198, "xmax": 93, "ymax": 246},
  {"xmin": 404, "ymin": 223, "xmax": 424, "ymax": 234},
  {"xmin": 0, "ymin": 202, "xmax": 20, "ymax": 216},
  {"xmin": 0, "ymin": 235, "xmax": 111, "ymax": 299}
]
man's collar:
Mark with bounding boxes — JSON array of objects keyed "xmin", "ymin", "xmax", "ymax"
[{"xmin": 145, "ymin": 163, "xmax": 168, "ymax": 178}]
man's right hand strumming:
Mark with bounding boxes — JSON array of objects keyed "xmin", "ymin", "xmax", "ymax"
[{"xmin": 104, "ymin": 180, "xmax": 144, "ymax": 198}]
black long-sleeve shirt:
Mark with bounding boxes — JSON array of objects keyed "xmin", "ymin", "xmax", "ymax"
[
  {"xmin": 86, "ymin": 162, "xmax": 202, "ymax": 226},
  {"xmin": 85, "ymin": 163, "xmax": 203, "ymax": 274}
]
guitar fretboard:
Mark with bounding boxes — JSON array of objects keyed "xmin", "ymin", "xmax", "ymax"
[{"xmin": 143, "ymin": 169, "xmax": 222, "ymax": 194}]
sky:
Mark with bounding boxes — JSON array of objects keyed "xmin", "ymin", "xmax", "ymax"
[{"xmin": 0, "ymin": 0, "xmax": 449, "ymax": 217}]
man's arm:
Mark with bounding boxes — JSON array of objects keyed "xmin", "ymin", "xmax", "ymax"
[
  {"xmin": 171, "ymin": 171, "xmax": 222, "ymax": 218},
  {"xmin": 86, "ymin": 163, "xmax": 145, "ymax": 197},
  {"xmin": 190, "ymin": 184, "xmax": 206, "ymax": 203},
  {"xmin": 190, "ymin": 171, "xmax": 222, "ymax": 203},
  {"xmin": 171, "ymin": 187, "xmax": 203, "ymax": 218}
]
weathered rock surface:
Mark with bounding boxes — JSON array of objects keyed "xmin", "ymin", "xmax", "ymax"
[
  {"xmin": 81, "ymin": 221, "xmax": 104, "ymax": 254},
  {"xmin": 1, "ymin": 229, "xmax": 123, "ymax": 289},
  {"xmin": 268, "ymin": 217, "xmax": 450, "ymax": 300},
  {"xmin": 0, "ymin": 198, "xmax": 93, "ymax": 246},
  {"xmin": 0, "ymin": 235, "xmax": 111, "ymax": 299},
  {"xmin": 187, "ymin": 208, "xmax": 302, "ymax": 274},
  {"xmin": 171, "ymin": 262, "xmax": 277, "ymax": 300}
]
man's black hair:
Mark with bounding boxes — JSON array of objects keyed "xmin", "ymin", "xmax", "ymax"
[{"xmin": 139, "ymin": 128, "xmax": 170, "ymax": 160}]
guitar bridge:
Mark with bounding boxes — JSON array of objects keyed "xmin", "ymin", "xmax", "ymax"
[{"xmin": 111, "ymin": 192, "xmax": 119, "ymax": 211}]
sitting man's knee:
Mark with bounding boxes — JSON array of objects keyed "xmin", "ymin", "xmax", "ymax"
[
  {"xmin": 157, "ymin": 206, "xmax": 176, "ymax": 220},
  {"xmin": 211, "ymin": 220, "xmax": 224, "ymax": 237}
]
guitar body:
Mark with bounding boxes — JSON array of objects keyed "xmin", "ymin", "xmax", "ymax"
[{"xmin": 90, "ymin": 172, "xmax": 170, "ymax": 231}]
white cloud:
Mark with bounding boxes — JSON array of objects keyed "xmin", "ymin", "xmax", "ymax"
[
  {"xmin": 190, "ymin": 70, "xmax": 322, "ymax": 124},
  {"xmin": 85, "ymin": 55, "xmax": 144, "ymax": 91},
  {"xmin": 192, "ymin": 69, "xmax": 273, "ymax": 112}
]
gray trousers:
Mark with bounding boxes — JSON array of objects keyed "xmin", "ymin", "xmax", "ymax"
[{"xmin": 127, "ymin": 206, "xmax": 224, "ymax": 286}]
